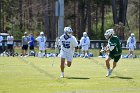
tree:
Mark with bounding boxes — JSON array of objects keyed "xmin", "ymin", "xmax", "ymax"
[
  {"xmin": 19, "ymin": 0, "xmax": 23, "ymax": 32},
  {"xmin": 0, "ymin": 0, "xmax": 4, "ymax": 33}
]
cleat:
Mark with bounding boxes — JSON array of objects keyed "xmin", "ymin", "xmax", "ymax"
[
  {"xmin": 106, "ymin": 69, "xmax": 113, "ymax": 77},
  {"xmin": 60, "ymin": 75, "xmax": 64, "ymax": 78}
]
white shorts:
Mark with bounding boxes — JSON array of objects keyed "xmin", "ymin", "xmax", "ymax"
[
  {"xmin": 129, "ymin": 46, "xmax": 134, "ymax": 51},
  {"xmin": 39, "ymin": 46, "xmax": 46, "ymax": 51},
  {"xmin": 60, "ymin": 50, "xmax": 73, "ymax": 62},
  {"xmin": 82, "ymin": 45, "xmax": 89, "ymax": 51}
]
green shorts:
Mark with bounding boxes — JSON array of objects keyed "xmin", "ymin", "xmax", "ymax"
[{"xmin": 109, "ymin": 53, "xmax": 121, "ymax": 62}]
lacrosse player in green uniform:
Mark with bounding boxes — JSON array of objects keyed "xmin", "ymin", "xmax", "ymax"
[{"xmin": 104, "ymin": 29, "xmax": 122, "ymax": 77}]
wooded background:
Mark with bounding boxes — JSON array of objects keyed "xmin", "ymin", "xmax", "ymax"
[{"xmin": 0, "ymin": 0, "xmax": 139, "ymax": 40}]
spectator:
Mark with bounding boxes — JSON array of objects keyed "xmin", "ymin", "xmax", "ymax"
[
  {"xmin": 0, "ymin": 35, "xmax": 3, "ymax": 54},
  {"xmin": 28, "ymin": 33, "xmax": 35, "ymax": 56},
  {"xmin": 21, "ymin": 32, "xmax": 29, "ymax": 57},
  {"xmin": 7, "ymin": 33, "xmax": 14, "ymax": 56}
]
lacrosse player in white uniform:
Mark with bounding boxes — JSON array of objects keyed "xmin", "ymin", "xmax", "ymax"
[
  {"xmin": 79, "ymin": 32, "xmax": 90, "ymax": 58},
  {"xmin": 126, "ymin": 33, "xmax": 136, "ymax": 58},
  {"xmin": 36, "ymin": 32, "xmax": 47, "ymax": 57},
  {"xmin": 59, "ymin": 27, "xmax": 78, "ymax": 78}
]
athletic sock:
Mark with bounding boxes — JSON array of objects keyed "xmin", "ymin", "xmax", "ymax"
[
  {"xmin": 61, "ymin": 72, "xmax": 64, "ymax": 77},
  {"xmin": 107, "ymin": 68, "xmax": 110, "ymax": 72},
  {"xmin": 61, "ymin": 72, "xmax": 64, "ymax": 75}
]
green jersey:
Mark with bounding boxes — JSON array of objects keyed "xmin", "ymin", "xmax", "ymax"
[{"xmin": 108, "ymin": 36, "xmax": 122, "ymax": 56}]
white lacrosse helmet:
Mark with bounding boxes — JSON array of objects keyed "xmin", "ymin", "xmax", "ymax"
[
  {"xmin": 40, "ymin": 32, "xmax": 44, "ymax": 35},
  {"xmin": 131, "ymin": 33, "xmax": 134, "ymax": 36},
  {"xmin": 104, "ymin": 29, "xmax": 114, "ymax": 39},
  {"xmin": 64, "ymin": 27, "xmax": 73, "ymax": 36},
  {"xmin": 83, "ymin": 32, "xmax": 87, "ymax": 37},
  {"xmin": 24, "ymin": 32, "xmax": 27, "ymax": 35}
]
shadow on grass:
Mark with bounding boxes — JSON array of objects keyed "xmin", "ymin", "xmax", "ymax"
[
  {"xmin": 66, "ymin": 77, "xmax": 90, "ymax": 80},
  {"xmin": 110, "ymin": 76, "xmax": 133, "ymax": 79}
]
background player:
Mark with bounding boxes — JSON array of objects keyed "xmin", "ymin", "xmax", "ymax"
[
  {"xmin": 126, "ymin": 33, "xmax": 136, "ymax": 58},
  {"xmin": 79, "ymin": 32, "xmax": 90, "ymax": 58},
  {"xmin": 36, "ymin": 32, "xmax": 47, "ymax": 57}
]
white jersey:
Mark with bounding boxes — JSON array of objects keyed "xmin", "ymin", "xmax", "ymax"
[
  {"xmin": 59, "ymin": 34, "xmax": 78, "ymax": 54},
  {"xmin": 7, "ymin": 36, "xmax": 14, "ymax": 45},
  {"xmin": 79, "ymin": 36, "xmax": 90, "ymax": 46},
  {"xmin": 127, "ymin": 36, "xmax": 136, "ymax": 48},
  {"xmin": 0, "ymin": 36, "xmax": 3, "ymax": 46},
  {"xmin": 36, "ymin": 36, "xmax": 46, "ymax": 47}
]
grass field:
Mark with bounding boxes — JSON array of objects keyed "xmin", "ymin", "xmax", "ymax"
[{"xmin": 0, "ymin": 50, "xmax": 140, "ymax": 93}]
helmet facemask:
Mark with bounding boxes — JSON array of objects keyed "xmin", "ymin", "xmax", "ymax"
[
  {"xmin": 40, "ymin": 32, "xmax": 44, "ymax": 36},
  {"xmin": 64, "ymin": 27, "xmax": 73, "ymax": 37},
  {"xmin": 83, "ymin": 32, "xmax": 87, "ymax": 37},
  {"xmin": 65, "ymin": 31, "xmax": 72, "ymax": 36}
]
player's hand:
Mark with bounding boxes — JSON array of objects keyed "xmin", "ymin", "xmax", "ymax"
[
  {"xmin": 100, "ymin": 49, "xmax": 105, "ymax": 53},
  {"xmin": 28, "ymin": 41, "xmax": 31, "ymax": 44},
  {"xmin": 134, "ymin": 45, "xmax": 136, "ymax": 49},
  {"xmin": 104, "ymin": 45, "xmax": 109, "ymax": 51},
  {"xmin": 75, "ymin": 46, "xmax": 79, "ymax": 49},
  {"xmin": 126, "ymin": 45, "xmax": 129, "ymax": 49},
  {"xmin": 78, "ymin": 45, "xmax": 81, "ymax": 49}
]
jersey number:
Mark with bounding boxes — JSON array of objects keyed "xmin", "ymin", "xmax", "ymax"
[
  {"xmin": 62, "ymin": 41, "xmax": 70, "ymax": 48},
  {"xmin": 41, "ymin": 38, "xmax": 44, "ymax": 42},
  {"xmin": 131, "ymin": 38, "xmax": 134, "ymax": 43},
  {"xmin": 84, "ymin": 38, "xmax": 87, "ymax": 43}
]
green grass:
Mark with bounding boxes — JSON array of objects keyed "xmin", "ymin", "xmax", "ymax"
[{"xmin": 0, "ymin": 55, "xmax": 140, "ymax": 93}]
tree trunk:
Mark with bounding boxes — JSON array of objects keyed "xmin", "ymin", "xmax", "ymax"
[
  {"xmin": 19, "ymin": 0, "xmax": 23, "ymax": 32},
  {"xmin": 29, "ymin": 0, "xmax": 33, "ymax": 33},
  {"xmin": 44, "ymin": 0, "xmax": 50, "ymax": 39},
  {"xmin": 73, "ymin": 0, "xmax": 76, "ymax": 36},
  {"xmin": 44, "ymin": 0, "xmax": 56, "ymax": 40},
  {"xmin": 80, "ymin": 0, "xmax": 87, "ymax": 39},
  {"xmin": 139, "ymin": 0, "xmax": 140, "ymax": 41},
  {"xmin": 0, "ymin": 0, "xmax": 2, "ymax": 32},
  {"xmin": 122, "ymin": 0, "xmax": 128, "ymax": 26},
  {"xmin": 87, "ymin": 0, "xmax": 92, "ymax": 38},
  {"xmin": 0, "ymin": 0, "xmax": 4, "ymax": 32},
  {"xmin": 111, "ymin": 0, "xmax": 118, "ymax": 24},
  {"xmin": 118, "ymin": 0, "xmax": 124, "ymax": 23},
  {"xmin": 50, "ymin": 0, "xmax": 56, "ymax": 40},
  {"xmin": 95, "ymin": 4, "xmax": 98, "ymax": 37},
  {"xmin": 101, "ymin": 3, "xmax": 105, "ymax": 39},
  {"xmin": 77, "ymin": 1, "xmax": 81, "ymax": 40}
]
